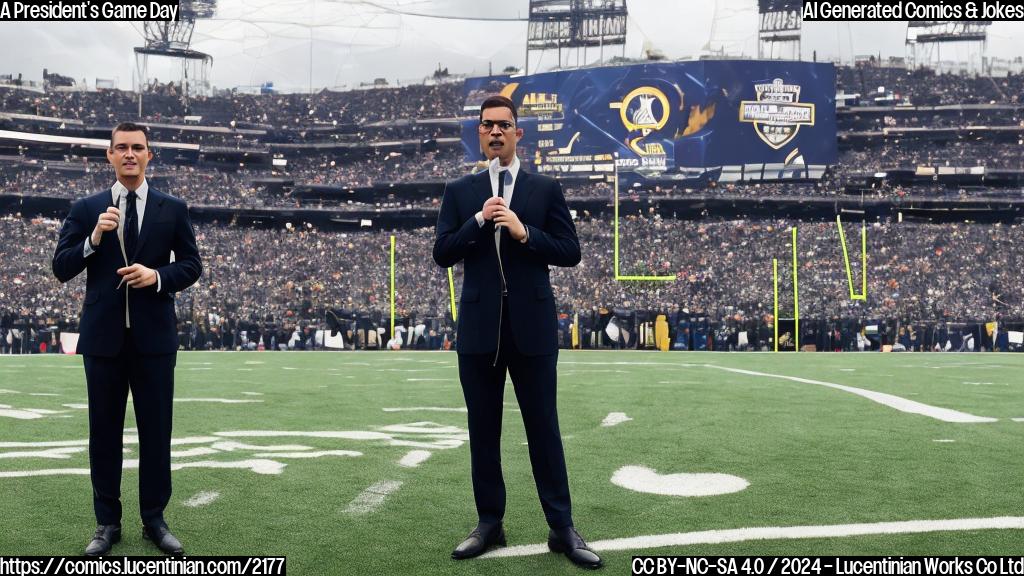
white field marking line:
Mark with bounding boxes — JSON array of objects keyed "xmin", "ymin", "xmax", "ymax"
[
  {"xmin": 172, "ymin": 447, "xmax": 221, "ymax": 458},
  {"xmin": 381, "ymin": 368, "xmax": 436, "ymax": 372},
  {"xmin": 1, "ymin": 423, "xmax": 465, "ymax": 476},
  {"xmin": 0, "ymin": 447, "xmax": 86, "ymax": 459},
  {"xmin": 0, "ymin": 407, "xmax": 43, "ymax": 420},
  {"xmin": 933, "ymin": 439, "xmax": 956, "ymax": 443},
  {"xmin": 390, "ymin": 439, "xmax": 464, "ymax": 449},
  {"xmin": 398, "ymin": 450, "xmax": 432, "ymax": 468},
  {"xmin": 183, "ymin": 491, "xmax": 220, "ymax": 508},
  {"xmin": 186, "ymin": 368, "xmax": 212, "ymax": 371},
  {"xmin": 0, "ymin": 436, "xmax": 219, "ymax": 449},
  {"xmin": 563, "ymin": 369, "xmax": 632, "ymax": 373},
  {"xmin": 244, "ymin": 361, "xmax": 264, "ymax": 365},
  {"xmin": 211, "ymin": 425, "xmax": 468, "ymax": 450},
  {"xmin": 382, "ymin": 407, "xmax": 467, "ymax": 413},
  {"xmin": 63, "ymin": 404, "xmax": 88, "ymax": 409},
  {"xmin": 173, "ymin": 398, "xmax": 263, "ymax": 404},
  {"xmin": 0, "ymin": 459, "xmax": 286, "ymax": 478},
  {"xmin": 601, "ymin": 412, "xmax": 632, "ymax": 427},
  {"xmin": 236, "ymin": 369, "xmax": 254, "ymax": 371},
  {"xmin": 702, "ymin": 365, "xmax": 997, "ymax": 424},
  {"xmin": 0, "ymin": 389, "xmax": 21, "ymax": 394},
  {"xmin": 406, "ymin": 378, "xmax": 450, "ymax": 382},
  {"xmin": 479, "ymin": 517, "xmax": 1024, "ymax": 558},
  {"xmin": 210, "ymin": 441, "xmax": 313, "ymax": 452},
  {"xmin": 560, "ymin": 361, "xmax": 700, "ymax": 367},
  {"xmin": 343, "ymin": 480, "xmax": 403, "ymax": 515},
  {"xmin": 379, "ymin": 423, "xmax": 462, "ymax": 434},
  {"xmin": 1013, "ymin": 418, "xmax": 1024, "ymax": 422},
  {"xmin": 29, "ymin": 393, "xmax": 60, "ymax": 396},
  {"xmin": 934, "ymin": 363, "xmax": 1010, "ymax": 368},
  {"xmin": 172, "ymin": 460, "xmax": 286, "ymax": 475},
  {"xmin": 611, "ymin": 466, "xmax": 748, "ymax": 497},
  {"xmin": 241, "ymin": 392, "xmax": 264, "ymax": 396},
  {"xmin": 254, "ymin": 450, "xmax": 362, "ymax": 459},
  {"xmin": 214, "ymin": 431, "xmax": 392, "ymax": 440}
]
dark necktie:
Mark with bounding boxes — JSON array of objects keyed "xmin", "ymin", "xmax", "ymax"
[{"xmin": 124, "ymin": 190, "xmax": 138, "ymax": 264}]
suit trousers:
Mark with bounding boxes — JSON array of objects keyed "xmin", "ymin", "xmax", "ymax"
[
  {"xmin": 83, "ymin": 329, "xmax": 176, "ymax": 527},
  {"xmin": 457, "ymin": 296, "xmax": 573, "ymax": 529}
]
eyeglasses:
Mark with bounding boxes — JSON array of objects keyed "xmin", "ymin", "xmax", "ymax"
[{"xmin": 478, "ymin": 120, "xmax": 516, "ymax": 133}]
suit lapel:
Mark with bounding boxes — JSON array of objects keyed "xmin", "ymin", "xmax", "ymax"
[
  {"xmin": 91, "ymin": 191, "xmax": 128, "ymax": 266},
  {"xmin": 134, "ymin": 188, "xmax": 165, "ymax": 258},
  {"xmin": 473, "ymin": 170, "xmax": 492, "ymax": 206},
  {"xmin": 509, "ymin": 169, "xmax": 533, "ymax": 217}
]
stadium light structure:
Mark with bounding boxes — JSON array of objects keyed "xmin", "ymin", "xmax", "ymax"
[
  {"xmin": 525, "ymin": 0, "xmax": 628, "ymax": 74},
  {"xmin": 905, "ymin": 21, "xmax": 991, "ymax": 74},
  {"xmin": 133, "ymin": 0, "xmax": 217, "ymax": 107},
  {"xmin": 757, "ymin": 0, "xmax": 801, "ymax": 60}
]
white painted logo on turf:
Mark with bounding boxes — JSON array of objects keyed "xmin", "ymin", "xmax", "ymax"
[
  {"xmin": 0, "ymin": 422, "xmax": 466, "ymax": 478},
  {"xmin": 183, "ymin": 491, "xmax": 221, "ymax": 508},
  {"xmin": 601, "ymin": 412, "xmax": 633, "ymax": 427},
  {"xmin": 0, "ymin": 404, "xmax": 73, "ymax": 419},
  {"xmin": 612, "ymin": 465, "xmax": 749, "ymax": 497}
]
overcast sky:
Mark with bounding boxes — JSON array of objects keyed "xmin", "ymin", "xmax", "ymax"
[{"xmin": 1, "ymin": 0, "xmax": 1022, "ymax": 93}]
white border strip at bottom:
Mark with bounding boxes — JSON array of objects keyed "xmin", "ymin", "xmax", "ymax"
[{"xmin": 480, "ymin": 517, "xmax": 1024, "ymax": 558}]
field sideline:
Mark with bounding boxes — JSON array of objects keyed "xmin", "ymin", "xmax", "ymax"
[{"xmin": 2, "ymin": 351, "xmax": 1022, "ymax": 573}]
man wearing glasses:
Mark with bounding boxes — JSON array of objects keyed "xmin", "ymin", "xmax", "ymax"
[
  {"xmin": 52, "ymin": 123, "xmax": 202, "ymax": 556},
  {"xmin": 433, "ymin": 96, "xmax": 602, "ymax": 569}
]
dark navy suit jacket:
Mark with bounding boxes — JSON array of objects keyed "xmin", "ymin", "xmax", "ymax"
[
  {"xmin": 52, "ymin": 187, "xmax": 202, "ymax": 357},
  {"xmin": 433, "ymin": 169, "xmax": 580, "ymax": 356}
]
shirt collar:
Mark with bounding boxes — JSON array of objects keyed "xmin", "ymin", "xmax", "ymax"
[
  {"xmin": 489, "ymin": 155, "xmax": 520, "ymax": 181},
  {"xmin": 111, "ymin": 178, "xmax": 149, "ymax": 203}
]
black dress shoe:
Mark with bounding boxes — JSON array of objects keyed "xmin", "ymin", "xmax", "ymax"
[
  {"xmin": 142, "ymin": 523, "xmax": 184, "ymax": 555},
  {"xmin": 548, "ymin": 526, "xmax": 603, "ymax": 569},
  {"xmin": 451, "ymin": 522, "xmax": 506, "ymax": 559},
  {"xmin": 85, "ymin": 524, "xmax": 121, "ymax": 556}
]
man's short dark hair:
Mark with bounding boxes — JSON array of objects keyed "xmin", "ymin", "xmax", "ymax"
[
  {"xmin": 110, "ymin": 122, "xmax": 149, "ymax": 148},
  {"xmin": 479, "ymin": 95, "xmax": 517, "ymax": 123}
]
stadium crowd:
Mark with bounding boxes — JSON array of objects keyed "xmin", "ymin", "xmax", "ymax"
[
  {"xmin": 1, "ymin": 212, "xmax": 1020, "ymax": 352},
  {"xmin": 2, "ymin": 64, "xmax": 1023, "ymax": 352},
  {"xmin": 1, "ymin": 82, "xmax": 464, "ymax": 126}
]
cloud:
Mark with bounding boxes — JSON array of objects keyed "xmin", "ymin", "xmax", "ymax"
[{"xmin": 2, "ymin": 3, "xmax": 1021, "ymax": 93}]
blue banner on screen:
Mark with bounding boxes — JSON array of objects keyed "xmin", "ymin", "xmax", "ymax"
[{"xmin": 462, "ymin": 60, "xmax": 836, "ymax": 182}]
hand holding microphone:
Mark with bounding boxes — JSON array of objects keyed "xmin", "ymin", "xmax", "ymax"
[
  {"xmin": 482, "ymin": 196, "xmax": 505, "ymax": 222},
  {"xmin": 91, "ymin": 206, "xmax": 121, "ymax": 247}
]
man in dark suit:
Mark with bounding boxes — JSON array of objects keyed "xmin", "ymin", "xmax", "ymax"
[
  {"xmin": 433, "ymin": 96, "xmax": 602, "ymax": 569},
  {"xmin": 52, "ymin": 122, "xmax": 202, "ymax": 556}
]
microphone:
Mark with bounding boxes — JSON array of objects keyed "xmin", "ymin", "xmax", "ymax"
[{"xmin": 495, "ymin": 168, "xmax": 511, "ymax": 230}]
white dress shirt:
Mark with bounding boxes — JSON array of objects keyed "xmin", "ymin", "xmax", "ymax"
[
  {"xmin": 82, "ymin": 179, "xmax": 161, "ymax": 327},
  {"xmin": 474, "ymin": 156, "xmax": 523, "ymax": 251}
]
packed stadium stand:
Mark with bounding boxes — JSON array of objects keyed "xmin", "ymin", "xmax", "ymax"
[{"xmin": 2, "ymin": 62, "xmax": 1022, "ymax": 353}]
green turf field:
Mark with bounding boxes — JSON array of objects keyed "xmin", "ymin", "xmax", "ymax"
[{"xmin": 1, "ymin": 351, "xmax": 1023, "ymax": 572}]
